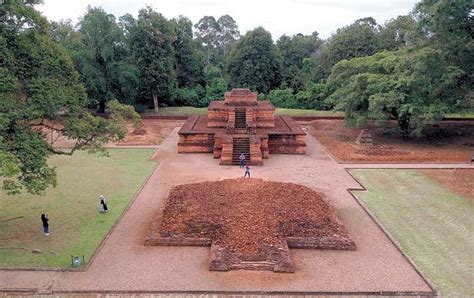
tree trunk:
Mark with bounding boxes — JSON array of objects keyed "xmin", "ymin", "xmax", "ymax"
[
  {"xmin": 152, "ymin": 91, "xmax": 159, "ymax": 113},
  {"xmin": 99, "ymin": 100, "xmax": 106, "ymax": 114}
]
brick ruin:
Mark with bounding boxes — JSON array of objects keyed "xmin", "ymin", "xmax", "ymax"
[
  {"xmin": 145, "ymin": 178, "xmax": 356, "ymax": 273},
  {"xmin": 178, "ymin": 88, "xmax": 306, "ymax": 165}
]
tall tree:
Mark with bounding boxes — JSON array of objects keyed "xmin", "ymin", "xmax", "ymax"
[
  {"xmin": 129, "ymin": 7, "xmax": 176, "ymax": 112},
  {"xmin": 313, "ymin": 17, "xmax": 381, "ymax": 79},
  {"xmin": 0, "ymin": 0, "xmax": 139, "ymax": 194},
  {"xmin": 378, "ymin": 15, "xmax": 422, "ymax": 51},
  {"xmin": 194, "ymin": 16, "xmax": 220, "ymax": 65},
  {"xmin": 217, "ymin": 15, "xmax": 240, "ymax": 56},
  {"xmin": 276, "ymin": 32, "xmax": 322, "ymax": 90},
  {"xmin": 226, "ymin": 27, "xmax": 282, "ymax": 93},
  {"xmin": 172, "ymin": 16, "xmax": 205, "ymax": 88},
  {"xmin": 413, "ymin": 0, "xmax": 473, "ymax": 106},
  {"xmin": 76, "ymin": 6, "xmax": 138, "ymax": 112}
]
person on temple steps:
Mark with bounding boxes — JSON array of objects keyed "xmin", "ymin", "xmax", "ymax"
[{"xmin": 239, "ymin": 153, "xmax": 245, "ymax": 168}]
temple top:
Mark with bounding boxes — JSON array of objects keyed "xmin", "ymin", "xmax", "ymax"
[{"xmin": 224, "ymin": 88, "xmax": 258, "ymax": 106}]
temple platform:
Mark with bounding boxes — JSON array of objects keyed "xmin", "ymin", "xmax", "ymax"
[{"xmin": 177, "ymin": 89, "xmax": 306, "ymax": 165}]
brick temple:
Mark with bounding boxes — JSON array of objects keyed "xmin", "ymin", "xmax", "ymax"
[{"xmin": 178, "ymin": 88, "xmax": 306, "ymax": 165}]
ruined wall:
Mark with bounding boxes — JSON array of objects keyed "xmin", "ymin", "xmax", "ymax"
[{"xmin": 268, "ymin": 134, "xmax": 306, "ymax": 154}]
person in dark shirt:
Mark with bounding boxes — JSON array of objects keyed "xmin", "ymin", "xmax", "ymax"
[
  {"xmin": 41, "ymin": 214, "xmax": 49, "ymax": 236},
  {"xmin": 244, "ymin": 164, "xmax": 250, "ymax": 178}
]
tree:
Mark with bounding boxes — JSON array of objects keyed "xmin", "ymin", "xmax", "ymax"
[
  {"xmin": 0, "ymin": 1, "xmax": 139, "ymax": 194},
  {"xmin": 313, "ymin": 17, "xmax": 381, "ymax": 79},
  {"xmin": 194, "ymin": 16, "xmax": 220, "ymax": 65},
  {"xmin": 172, "ymin": 16, "xmax": 206, "ymax": 88},
  {"xmin": 217, "ymin": 15, "xmax": 240, "ymax": 56},
  {"xmin": 326, "ymin": 48, "xmax": 463, "ymax": 135},
  {"xmin": 74, "ymin": 7, "xmax": 139, "ymax": 112},
  {"xmin": 277, "ymin": 32, "xmax": 322, "ymax": 90},
  {"xmin": 226, "ymin": 27, "xmax": 282, "ymax": 94},
  {"xmin": 378, "ymin": 15, "xmax": 422, "ymax": 51},
  {"xmin": 413, "ymin": 0, "xmax": 473, "ymax": 105},
  {"xmin": 129, "ymin": 7, "xmax": 176, "ymax": 112}
]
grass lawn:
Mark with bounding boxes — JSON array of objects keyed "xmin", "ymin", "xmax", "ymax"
[
  {"xmin": 148, "ymin": 106, "xmax": 343, "ymax": 117},
  {"xmin": 350, "ymin": 169, "xmax": 473, "ymax": 297},
  {"xmin": 147, "ymin": 106, "xmax": 473, "ymax": 119},
  {"xmin": 275, "ymin": 108, "xmax": 343, "ymax": 117},
  {"xmin": 0, "ymin": 149, "xmax": 156, "ymax": 269}
]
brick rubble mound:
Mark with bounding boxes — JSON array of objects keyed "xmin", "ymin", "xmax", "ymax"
[{"xmin": 146, "ymin": 178, "xmax": 356, "ymax": 272}]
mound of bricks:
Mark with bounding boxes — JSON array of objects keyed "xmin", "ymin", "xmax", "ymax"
[{"xmin": 145, "ymin": 178, "xmax": 356, "ymax": 272}]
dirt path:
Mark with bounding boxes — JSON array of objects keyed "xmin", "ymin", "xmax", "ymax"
[{"xmin": 0, "ymin": 128, "xmax": 438, "ymax": 295}]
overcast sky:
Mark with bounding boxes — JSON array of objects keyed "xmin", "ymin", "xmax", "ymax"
[{"xmin": 38, "ymin": 0, "xmax": 420, "ymax": 39}]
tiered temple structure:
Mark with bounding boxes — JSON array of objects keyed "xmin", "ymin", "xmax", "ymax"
[{"xmin": 178, "ymin": 88, "xmax": 306, "ymax": 165}]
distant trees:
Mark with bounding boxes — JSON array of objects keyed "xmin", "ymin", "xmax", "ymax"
[
  {"xmin": 226, "ymin": 27, "xmax": 282, "ymax": 93},
  {"xmin": 172, "ymin": 16, "xmax": 206, "ymax": 89},
  {"xmin": 6, "ymin": 0, "xmax": 472, "ymax": 132},
  {"xmin": 194, "ymin": 14, "xmax": 240, "ymax": 66},
  {"xmin": 276, "ymin": 32, "xmax": 322, "ymax": 91}
]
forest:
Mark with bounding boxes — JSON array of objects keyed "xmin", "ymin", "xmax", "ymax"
[{"xmin": 45, "ymin": 1, "xmax": 472, "ymax": 133}]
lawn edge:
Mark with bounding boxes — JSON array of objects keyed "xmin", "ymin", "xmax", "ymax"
[
  {"xmin": 345, "ymin": 168, "xmax": 440, "ymax": 297},
  {"xmin": 82, "ymin": 148, "xmax": 159, "ymax": 271}
]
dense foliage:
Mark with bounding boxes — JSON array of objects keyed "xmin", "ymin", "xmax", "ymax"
[
  {"xmin": 226, "ymin": 27, "xmax": 282, "ymax": 93},
  {"xmin": 327, "ymin": 48, "xmax": 462, "ymax": 135}
]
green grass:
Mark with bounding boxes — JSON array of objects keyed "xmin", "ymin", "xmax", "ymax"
[
  {"xmin": 149, "ymin": 106, "xmax": 207, "ymax": 116},
  {"xmin": 275, "ymin": 108, "xmax": 343, "ymax": 117},
  {"xmin": 350, "ymin": 169, "xmax": 473, "ymax": 297},
  {"xmin": 445, "ymin": 112, "xmax": 474, "ymax": 119},
  {"xmin": 0, "ymin": 149, "xmax": 156, "ymax": 269},
  {"xmin": 147, "ymin": 106, "xmax": 473, "ymax": 119},
  {"xmin": 146, "ymin": 106, "xmax": 343, "ymax": 117}
]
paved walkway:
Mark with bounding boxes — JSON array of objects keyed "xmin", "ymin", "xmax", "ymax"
[
  {"xmin": 0, "ymin": 128, "xmax": 447, "ymax": 295},
  {"xmin": 343, "ymin": 163, "xmax": 473, "ymax": 169}
]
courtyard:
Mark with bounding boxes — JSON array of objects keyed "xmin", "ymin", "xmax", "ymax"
[{"xmin": 1, "ymin": 119, "xmax": 472, "ymax": 296}]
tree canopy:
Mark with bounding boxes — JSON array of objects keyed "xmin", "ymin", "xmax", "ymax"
[
  {"xmin": 226, "ymin": 27, "xmax": 282, "ymax": 93},
  {"xmin": 327, "ymin": 47, "xmax": 463, "ymax": 135}
]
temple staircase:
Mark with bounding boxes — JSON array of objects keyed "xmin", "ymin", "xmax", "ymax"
[
  {"xmin": 235, "ymin": 108, "xmax": 246, "ymax": 129},
  {"xmin": 232, "ymin": 137, "xmax": 250, "ymax": 165}
]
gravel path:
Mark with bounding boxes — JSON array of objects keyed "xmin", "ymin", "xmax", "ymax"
[{"xmin": 0, "ymin": 127, "xmax": 440, "ymax": 295}]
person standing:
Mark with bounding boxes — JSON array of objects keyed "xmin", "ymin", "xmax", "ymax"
[
  {"xmin": 244, "ymin": 164, "xmax": 251, "ymax": 178},
  {"xmin": 99, "ymin": 195, "xmax": 108, "ymax": 213},
  {"xmin": 41, "ymin": 214, "xmax": 49, "ymax": 236},
  {"xmin": 239, "ymin": 153, "xmax": 246, "ymax": 168}
]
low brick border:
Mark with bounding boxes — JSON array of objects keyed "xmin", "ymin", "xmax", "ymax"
[
  {"xmin": 0, "ymin": 148, "xmax": 160, "ymax": 273},
  {"xmin": 344, "ymin": 168, "xmax": 440, "ymax": 297}
]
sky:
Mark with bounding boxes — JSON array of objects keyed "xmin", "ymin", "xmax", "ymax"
[{"xmin": 38, "ymin": 0, "xmax": 420, "ymax": 39}]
